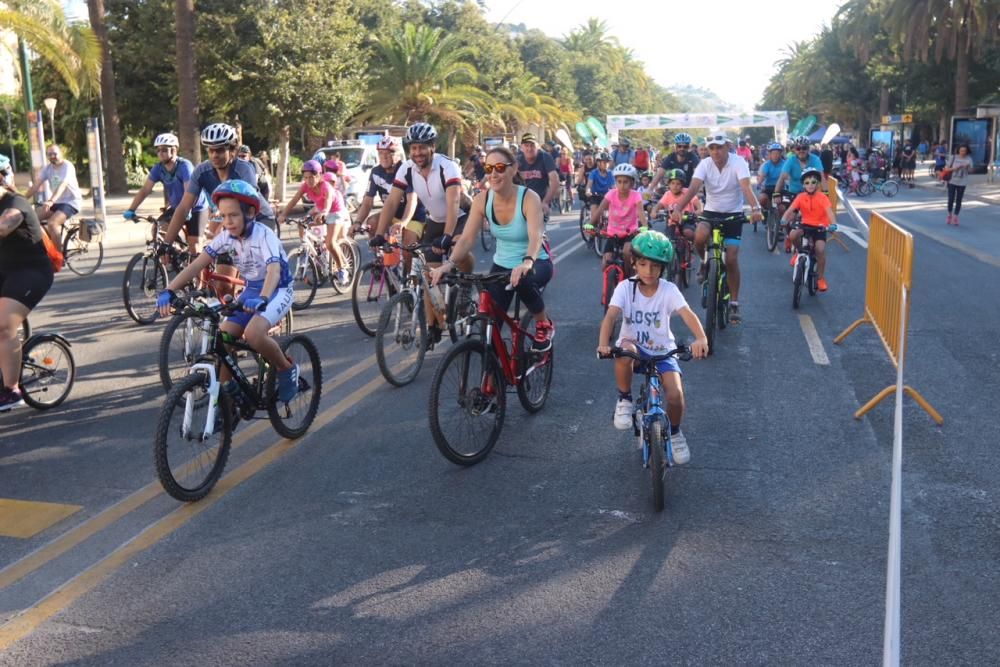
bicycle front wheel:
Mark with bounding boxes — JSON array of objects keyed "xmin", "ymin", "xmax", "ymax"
[
  {"xmin": 516, "ymin": 312, "xmax": 553, "ymax": 413},
  {"xmin": 480, "ymin": 220, "xmax": 494, "ymax": 252},
  {"xmin": 579, "ymin": 206, "xmax": 593, "ymax": 246},
  {"xmin": 375, "ymin": 291, "xmax": 427, "ymax": 387},
  {"xmin": 704, "ymin": 260, "xmax": 719, "ymax": 354},
  {"xmin": 648, "ymin": 419, "xmax": 666, "ymax": 512},
  {"xmin": 352, "ymin": 261, "xmax": 394, "ymax": 337},
  {"xmin": 766, "ymin": 211, "xmax": 780, "ymax": 252},
  {"xmin": 289, "ymin": 248, "xmax": 319, "ymax": 311},
  {"xmin": 267, "ymin": 334, "xmax": 323, "ymax": 439},
  {"xmin": 882, "ymin": 180, "xmax": 900, "ymax": 197},
  {"xmin": 62, "ymin": 227, "xmax": 104, "ymax": 276},
  {"xmin": 792, "ymin": 256, "xmax": 805, "ymax": 309},
  {"xmin": 154, "ymin": 372, "xmax": 232, "ymax": 502},
  {"xmin": 123, "ymin": 253, "xmax": 168, "ymax": 324},
  {"xmin": 159, "ymin": 311, "xmax": 212, "ymax": 392},
  {"xmin": 20, "ymin": 335, "xmax": 75, "ymax": 409},
  {"xmin": 429, "ymin": 339, "xmax": 506, "ymax": 466}
]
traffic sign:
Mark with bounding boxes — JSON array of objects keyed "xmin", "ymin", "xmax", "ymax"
[{"xmin": 882, "ymin": 114, "xmax": 913, "ymax": 124}]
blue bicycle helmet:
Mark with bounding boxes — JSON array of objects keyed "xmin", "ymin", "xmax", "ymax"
[
  {"xmin": 673, "ymin": 133, "xmax": 693, "ymax": 145},
  {"xmin": 212, "ymin": 180, "xmax": 262, "ymax": 237},
  {"xmin": 767, "ymin": 142, "xmax": 783, "ymax": 152}
]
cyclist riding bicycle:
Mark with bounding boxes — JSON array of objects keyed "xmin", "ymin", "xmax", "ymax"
[
  {"xmin": 592, "ymin": 164, "xmax": 647, "ymax": 278},
  {"xmin": 430, "ymin": 146, "xmax": 555, "ymax": 351},
  {"xmin": 773, "ymin": 136, "xmax": 825, "ymax": 197},
  {"xmin": 24, "ymin": 144, "xmax": 83, "ymax": 245},
  {"xmin": 668, "ymin": 133, "xmax": 762, "ymax": 325},
  {"xmin": 756, "ymin": 142, "xmax": 785, "ymax": 213},
  {"xmin": 781, "ymin": 168, "xmax": 835, "ymax": 292},
  {"xmin": 648, "ymin": 133, "xmax": 700, "ymax": 194},
  {"xmin": 0, "ymin": 154, "xmax": 55, "ymax": 411},
  {"xmin": 584, "ymin": 152, "xmax": 615, "ymax": 233},
  {"xmin": 123, "ymin": 132, "xmax": 209, "ymax": 253},
  {"xmin": 650, "ymin": 169, "xmax": 702, "ymax": 241},
  {"xmin": 157, "ymin": 180, "xmax": 298, "ymax": 403},
  {"xmin": 596, "ymin": 229, "xmax": 708, "ymax": 463}
]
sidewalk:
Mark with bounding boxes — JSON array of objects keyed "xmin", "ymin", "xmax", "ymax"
[{"xmin": 911, "ymin": 161, "xmax": 1000, "ymax": 205}]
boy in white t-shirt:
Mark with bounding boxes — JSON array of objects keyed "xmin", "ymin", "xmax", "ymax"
[{"xmin": 597, "ymin": 230, "xmax": 709, "ymax": 464}]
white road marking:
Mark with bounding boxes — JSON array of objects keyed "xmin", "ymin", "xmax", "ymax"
[
  {"xmin": 553, "ymin": 240, "xmax": 584, "ymax": 265},
  {"xmin": 838, "ymin": 227, "xmax": 868, "ymax": 248},
  {"xmin": 798, "ymin": 314, "xmax": 830, "ymax": 366}
]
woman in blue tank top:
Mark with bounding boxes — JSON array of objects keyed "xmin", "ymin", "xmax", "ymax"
[{"xmin": 431, "ymin": 146, "xmax": 555, "ymax": 351}]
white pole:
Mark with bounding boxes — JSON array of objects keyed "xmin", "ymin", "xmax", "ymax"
[{"xmin": 882, "ymin": 286, "xmax": 908, "ymax": 667}]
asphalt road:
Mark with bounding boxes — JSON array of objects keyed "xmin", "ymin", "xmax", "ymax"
[{"xmin": 1, "ymin": 184, "xmax": 998, "ymax": 665}]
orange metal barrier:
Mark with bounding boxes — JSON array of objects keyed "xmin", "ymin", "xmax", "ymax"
[{"xmin": 834, "ymin": 212, "xmax": 943, "ymax": 423}]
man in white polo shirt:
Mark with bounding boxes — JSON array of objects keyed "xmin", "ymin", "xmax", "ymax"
[{"xmin": 669, "ymin": 133, "xmax": 762, "ymax": 324}]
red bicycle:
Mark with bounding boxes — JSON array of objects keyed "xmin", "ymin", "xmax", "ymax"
[
  {"xmin": 599, "ymin": 230, "xmax": 633, "ymax": 312},
  {"xmin": 428, "ymin": 271, "xmax": 554, "ymax": 466}
]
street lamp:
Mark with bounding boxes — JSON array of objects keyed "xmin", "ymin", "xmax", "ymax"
[{"xmin": 43, "ymin": 97, "xmax": 57, "ymax": 144}]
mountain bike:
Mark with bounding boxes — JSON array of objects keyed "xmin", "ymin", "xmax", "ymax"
[
  {"xmin": 560, "ymin": 177, "xmax": 574, "ymax": 213},
  {"xmin": 61, "ymin": 217, "xmax": 105, "ymax": 276},
  {"xmin": 374, "ymin": 242, "xmax": 478, "ymax": 387},
  {"xmin": 599, "ymin": 231, "xmax": 631, "ymax": 312},
  {"xmin": 285, "ymin": 217, "xmax": 334, "ymax": 310},
  {"xmin": 791, "ymin": 223, "xmax": 837, "ymax": 309},
  {"xmin": 122, "ymin": 214, "xmax": 191, "ymax": 324},
  {"xmin": 665, "ymin": 217, "xmax": 694, "ymax": 290},
  {"xmin": 153, "ymin": 293, "xmax": 321, "ymax": 502},
  {"xmin": 598, "ymin": 345, "xmax": 690, "ymax": 512},
  {"xmin": 428, "ymin": 271, "xmax": 554, "ymax": 466},
  {"xmin": 351, "ymin": 242, "xmax": 405, "ymax": 337},
  {"xmin": 765, "ymin": 192, "xmax": 792, "ymax": 252},
  {"xmin": 0, "ymin": 330, "xmax": 75, "ymax": 411},
  {"xmin": 157, "ymin": 271, "xmax": 293, "ymax": 392},
  {"xmin": 699, "ymin": 214, "xmax": 743, "ymax": 355}
]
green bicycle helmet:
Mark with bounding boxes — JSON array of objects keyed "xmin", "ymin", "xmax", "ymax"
[
  {"xmin": 631, "ymin": 229, "xmax": 674, "ymax": 267},
  {"xmin": 665, "ymin": 168, "xmax": 686, "ymax": 185}
]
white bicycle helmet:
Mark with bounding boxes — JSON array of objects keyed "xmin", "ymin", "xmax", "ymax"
[
  {"xmin": 200, "ymin": 123, "xmax": 238, "ymax": 148},
  {"xmin": 153, "ymin": 132, "xmax": 179, "ymax": 148},
  {"xmin": 405, "ymin": 122, "xmax": 438, "ymax": 146},
  {"xmin": 792, "ymin": 135, "xmax": 812, "ymax": 149},
  {"xmin": 377, "ymin": 136, "xmax": 399, "ymax": 151},
  {"xmin": 612, "ymin": 163, "xmax": 638, "ymax": 181}
]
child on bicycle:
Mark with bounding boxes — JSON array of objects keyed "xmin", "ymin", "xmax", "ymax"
[
  {"xmin": 157, "ymin": 180, "xmax": 299, "ymax": 403},
  {"xmin": 781, "ymin": 168, "xmax": 835, "ymax": 292},
  {"xmin": 650, "ymin": 169, "xmax": 702, "ymax": 241},
  {"xmin": 592, "ymin": 163, "xmax": 647, "ymax": 278},
  {"xmin": 277, "ymin": 159, "xmax": 351, "ymax": 284},
  {"xmin": 597, "ymin": 230, "xmax": 708, "ymax": 464}
]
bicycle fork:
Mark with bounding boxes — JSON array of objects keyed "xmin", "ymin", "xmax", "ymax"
[{"xmin": 184, "ymin": 363, "xmax": 220, "ymax": 440}]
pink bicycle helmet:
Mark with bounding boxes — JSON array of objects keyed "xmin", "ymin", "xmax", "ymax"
[{"xmin": 323, "ymin": 159, "xmax": 341, "ymax": 173}]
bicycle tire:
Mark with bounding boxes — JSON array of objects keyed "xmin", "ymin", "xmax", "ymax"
[
  {"xmin": 602, "ymin": 266, "xmax": 620, "ymax": 311},
  {"xmin": 351, "ymin": 261, "xmax": 394, "ymax": 337},
  {"xmin": 154, "ymin": 372, "xmax": 232, "ymax": 502},
  {"xmin": 289, "ymin": 248, "xmax": 319, "ymax": 311},
  {"xmin": 340, "ymin": 239, "xmax": 361, "ymax": 277},
  {"xmin": 445, "ymin": 282, "xmax": 478, "ymax": 343},
  {"xmin": 428, "ymin": 338, "xmax": 506, "ymax": 466},
  {"xmin": 593, "ymin": 224, "xmax": 606, "ymax": 258},
  {"xmin": 122, "ymin": 253, "xmax": 169, "ymax": 325},
  {"xmin": 793, "ymin": 256, "xmax": 805, "ymax": 309},
  {"xmin": 159, "ymin": 310, "xmax": 212, "ymax": 392},
  {"xmin": 579, "ymin": 206, "xmax": 593, "ymax": 247},
  {"xmin": 18, "ymin": 318, "xmax": 31, "ymax": 345},
  {"xmin": 679, "ymin": 243, "xmax": 691, "ymax": 290},
  {"xmin": 648, "ymin": 419, "xmax": 666, "ymax": 513},
  {"xmin": 375, "ymin": 290, "xmax": 427, "ymax": 387},
  {"xmin": 717, "ymin": 271, "xmax": 729, "ymax": 331},
  {"xmin": 19, "ymin": 334, "xmax": 75, "ymax": 409},
  {"xmin": 267, "ymin": 334, "xmax": 323, "ymax": 439},
  {"xmin": 705, "ymin": 260, "xmax": 719, "ymax": 354},
  {"xmin": 857, "ymin": 180, "xmax": 872, "ymax": 197},
  {"xmin": 480, "ymin": 220, "xmax": 494, "ymax": 252},
  {"xmin": 882, "ymin": 180, "xmax": 900, "ymax": 197},
  {"xmin": 516, "ymin": 312, "xmax": 553, "ymax": 413},
  {"xmin": 807, "ymin": 259, "xmax": 817, "ymax": 297},
  {"xmin": 766, "ymin": 210, "xmax": 779, "ymax": 252},
  {"xmin": 62, "ymin": 227, "xmax": 104, "ymax": 276}
]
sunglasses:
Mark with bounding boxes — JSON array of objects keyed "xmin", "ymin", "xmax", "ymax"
[
  {"xmin": 803, "ymin": 179, "xmax": 820, "ymax": 185},
  {"xmin": 796, "ymin": 147, "xmax": 810, "ymax": 151},
  {"xmin": 47, "ymin": 153, "xmax": 58, "ymax": 157},
  {"xmin": 676, "ymin": 144, "xmax": 689, "ymax": 149},
  {"xmin": 484, "ymin": 162, "xmax": 513, "ymax": 174}
]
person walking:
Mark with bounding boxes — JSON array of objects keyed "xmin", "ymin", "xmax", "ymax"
[{"xmin": 945, "ymin": 144, "xmax": 974, "ymax": 226}]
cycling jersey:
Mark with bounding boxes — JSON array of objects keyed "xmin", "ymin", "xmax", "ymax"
[
  {"xmin": 204, "ymin": 222, "xmax": 291, "ymax": 289},
  {"xmin": 759, "ymin": 160, "xmax": 783, "ymax": 188},
  {"xmin": 393, "ymin": 153, "xmax": 462, "ymax": 223},
  {"xmin": 149, "ymin": 158, "xmax": 207, "ymax": 211},
  {"xmin": 589, "ymin": 169, "xmax": 615, "ymax": 196},
  {"xmin": 187, "ymin": 159, "xmax": 274, "ymax": 218},
  {"xmin": 367, "ymin": 164, "xmax": 426, "ymax": 221},
  {"xmin": 789, "ymin": 191, "xmax": 832, "ymax": 228},
  {"xmin": 660, "ymin": 153, "xmax": 700, "ymax": 185},
  {"xmin": 781, "ymin": 154, "xmax": 825, "ymax": 194}
]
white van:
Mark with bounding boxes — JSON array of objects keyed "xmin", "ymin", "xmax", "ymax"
[{"xmin": 311, "ymin": 140, "xmax": 378, "ymax": 211}]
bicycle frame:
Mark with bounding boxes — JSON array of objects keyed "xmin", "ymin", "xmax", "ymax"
[
  {"xmin": 475, "ymin": 287, "xmax": 542, "ymax": 387},
  {"xmin": 635, "ymin": 369, "xmax": 667, "ymax": 469},
  {"xmin": 600, "ymin": 233, "xmax": 627, "ymax": 307}
]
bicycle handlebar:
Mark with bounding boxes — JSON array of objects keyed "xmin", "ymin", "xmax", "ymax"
[{"xmin": 597, "ymin": 345, "xmax": 692, "ymax": 363}]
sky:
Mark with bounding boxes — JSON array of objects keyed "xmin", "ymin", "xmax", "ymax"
[{"xmin": 485, "ymin": 0, "xmax": 846, "ymax": 110}]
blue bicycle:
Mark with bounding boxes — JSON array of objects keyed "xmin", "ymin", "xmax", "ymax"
[{"xmin": 600, "ymin": 345, "xmax": 691, "ymax": 512}]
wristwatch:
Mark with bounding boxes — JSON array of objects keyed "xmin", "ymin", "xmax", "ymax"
[{"xmin": 522, "ymin": 256, "xmax": 535, "ymax": 265}]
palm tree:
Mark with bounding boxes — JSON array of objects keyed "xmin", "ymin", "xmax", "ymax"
[
  {"xmin": 175, "ymin": 0, "xmax": 200, "ymax": 162},
  {"xmin": 493, "ymin": 72, "xmax": 577, "ymax": 137},
  {"xmin": 86, "ymin": 0, "xmax": 126, "ymax": 193},
  {"xmin": 0, "ymin": 0, "xmax": 100, "ymax": 98},
  {"xmin": 352, "ymin": 24, "xmax": 493, "ymax": 155}
]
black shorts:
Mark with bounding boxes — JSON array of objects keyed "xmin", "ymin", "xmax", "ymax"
[
  {"xmin": 587, "ymin": 193, "xmax": 607, "ymax": 207},
  {"xmin": 602, "ymin": 235, "xmax": 633, "ymax": 255},
  {"xmin": 699, "ymin": 211, "xmax": 746, "ymax": 246},
  {"xmin": 421, "ymin": 214, "xmax": 469, "ymax": 247},
  {"xmin": 0, "ymin": 265, "xmax": 54, "ymax": 310},
  {"xmin": 166, "ymin": 207, "xmax": 209, "ymax": 237},
  {"xmin": 799, "ymin": 226, "xmax": 827, "ymax": 243}
]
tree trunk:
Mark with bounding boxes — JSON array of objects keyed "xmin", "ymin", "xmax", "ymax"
[
  {"xmin": 87, "ymin": 0, "xmax": 127, "ymax": 194},
  {"xmin": 175, "ymin": 0, "xmax": 200, "ymax": 162},
  {"xmin": 954, "ymin": 42, "xmax": 970, "ymax": 114},
  {"xmin": 448, "ymin": 129, "xmax": 457, "ymax": 159},
  {"xmin": 879, "ymin": 85, "xmax": 890, "ymax": 118},
  {"xmin": 276, "ymin": 125, "xmax": 290, "ymax": 202}
]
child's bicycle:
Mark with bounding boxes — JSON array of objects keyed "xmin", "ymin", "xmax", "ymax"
[
  {"xmin": 698, "ymin": 213, "xmax": 743, "ymax": 355},
  {"xmin": 665, "ymin": 216, "xmax": 695, "ymax": 290},
  {"xmin": 153, "ymin": 293, "xmax": 322, "ymax": 502},
  {"xmin": 791, "ymin": 223, "xmax": 837, "ymax": 309},
  {"xmin": 598, "ymin": 345, "xmax": 691, "ymax": 512},
  {"xmin": 0, "ymin": 327, "xmax": 75, "ymax": 412},
  {"xmin": 428, "ymin": 271, "xmax": 554, "ymax": 466},
  {"xmin": 598, "ymin": 230, "xmax": 633, "ymax": 312}
]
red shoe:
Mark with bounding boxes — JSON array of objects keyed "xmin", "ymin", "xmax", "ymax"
[
  {"xmin": 946, "ymin": 214, "xmax": 953, "ymax": 225},
  {"xmin": 532, "ymin": 319, "xmax": 555, "ymax": 352},
  {"xmin": 953, "ymin": 215, "xmax": 959, "ymax": 226},
  {"xmin": 790, "ymin": 252, "xmax": 798, "ymax": 267},
  {"xmin": 817, "ymin": 277, "xmax": 828, "ymax": 292}
]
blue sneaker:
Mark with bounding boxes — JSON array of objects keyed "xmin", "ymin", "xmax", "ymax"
[{"xmin": 276, "ymin": 364, "xmax": 299, "ymax": 403}]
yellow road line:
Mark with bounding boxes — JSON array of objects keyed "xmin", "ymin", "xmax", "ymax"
[
  {"xmin": 0, "ymin": 500, "xmax": 82, "ymax": 539},
  {"xmin": 0, "ymin": 353, "xmax": 377, "ymax": 591},
  {"xmin": 0, "ymin": 371, "xmax": 386, "ymax": 650}
]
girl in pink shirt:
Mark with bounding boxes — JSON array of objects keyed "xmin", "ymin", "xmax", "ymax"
[
  {"xmin": 651, "ymin": 170, "xmax": 703, "ymax": 241},
  {"xmin": 594, "ymin": 164, "xmax": 647, "ymax": 278}
]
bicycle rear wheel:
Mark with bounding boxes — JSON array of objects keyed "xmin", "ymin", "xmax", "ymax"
[
  {"xmin": 159, "ymin": 311, "xmax": 212, "ymax": 392},
  {"xmin": 20, "ymin": 335, "xmax": 75, "ymax": 409},
  {"xmin": 267, "ymin": 335, "xmax": 323, "ymax": 439},
  {"xmin": 516, "ymin": 312, "xmax": 554, "ymax": 413},
  {"xmin": 123, "ymin": 253, "xmax": 169, "ymax": 324},
  {"xmin": 17, "ymin": 318, "xmax": 31, "ymax": 345},
  {"xmin": 579, "ymin": 206, "xmax": 593, "ymax": 247},
  {"xmin": 154, "ymin": 372, "xmax": 232, "ymax": 502},
  {"xmin": 429, "ymin": 338, "xmax": 506, "ymax": 466},
  {"xmin": 882, "ymin": 180, "xmax": 900, "ymax": 197},
  {"xmin": 648, "ymin": 419, "xmax": 666, "ymax": 512},
  {"xmin": 704, "ymin": 260, "xmax": 719, "ymax": 354},
  {"xmin": 375, "ymin": 291, "xmax": 427, "ymax": 387},
  {"xmin": 602, "ymin": 266, "xmax": 620, "ymax": 311},
  {"xmin": 289, "ymin": 248, "xmax": 319, "ymax": 311},
  {"xmin": 351, "ymin": 261, "xmax": 395, "ymax": 337},
  {"xmin": 62, "ymin": 226, "xmax": 104, "ymax": 276}
]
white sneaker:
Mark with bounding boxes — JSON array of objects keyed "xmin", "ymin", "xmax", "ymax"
[
  {"xmin": 613, "ymin": 399, "xmax": 633, "ymax": 430},
  {"xmin": 669, "ymin": 429, "xmax": 690, "ymax": 465}
]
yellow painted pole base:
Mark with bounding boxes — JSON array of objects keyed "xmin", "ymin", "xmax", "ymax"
[
  {"xmin": 853, "ymin": 384, "xmax": 944, "ymax": 425},
  {"xmin": 834, "ymin": 317, "xmax": 869, "ymax": 345}
]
